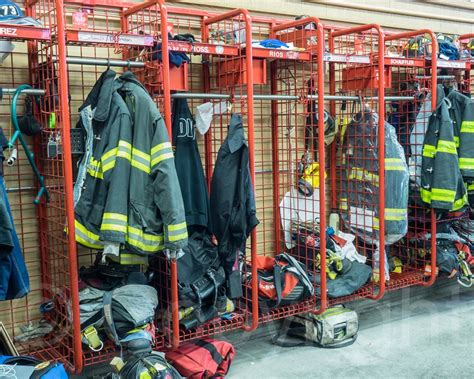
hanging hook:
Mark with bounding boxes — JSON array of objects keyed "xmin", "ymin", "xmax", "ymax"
[
  {"xmin": 127, "ymin": 60, "xmax": 132, "ymax": 70},
  {"xmin": 106, "ymin": 58, "xmax": 111, "ymax": 69}
]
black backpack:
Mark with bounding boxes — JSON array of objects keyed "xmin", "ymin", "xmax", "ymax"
[{"xmin": 176, "ymin": 232, "xmax": 226, "ymax": 329}]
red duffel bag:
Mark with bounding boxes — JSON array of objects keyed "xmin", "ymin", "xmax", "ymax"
[{"xmin": 165, "ymin": 338, "xmax": 235, "ymax": 379}]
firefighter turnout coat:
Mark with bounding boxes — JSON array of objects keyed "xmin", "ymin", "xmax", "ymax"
[
  {"xmin": 74, "ymin": 69, "xmax": 133, "ymax": 250},
  {"xmin": 74, "ymin": 71, "xmax": 187, "ymax": 261},
  {"xmin": 420, "ymin": 86, "xmax": 468, "ymax": 211}
]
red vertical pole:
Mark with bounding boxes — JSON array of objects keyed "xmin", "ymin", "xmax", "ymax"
[
  {"xmin": 158, "ymin": 0, "xmax": 180, "ymax": 350},
  {"xmin": 328, "ymin": 33, "xmax": 337, "ymax": 211},
  {"xmin": 270, "ymin": 59, "xmax": 281, "ymax": 253},
  {"xmin": 54, "ymin": 0, "xmax": 83, "ymax": 373},
  {"xmin": 375, "ymin": 26, "xmax": 386, "ymax": 299},
  {"xmin": 316, "ymin": 22, "xmax": 327, "ymax": 313},
  {"xmin": 426, "ymin": 34, "xmax": 438, "ymax": 287},
  {"xmin": 243, "ymin": 9, "xmax": 259, "ymax": 332},
  {"xmin": 201, "ymin": 18, "xmax": 214, "ymax": 189}
]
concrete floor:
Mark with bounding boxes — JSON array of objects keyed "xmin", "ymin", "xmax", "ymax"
[
  {"xmin": 226, "ymin": 281, "xmax": 474, "ymax": 378},
  {"xmin": 76, "ymin": 281, "xmax": 474, "ymax": 378}
]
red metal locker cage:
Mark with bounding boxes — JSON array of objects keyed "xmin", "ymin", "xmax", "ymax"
[
  {"xmin": 0, "ymin": 0, "xmax": 60, "ymax": 365},
  {"xmin": 327, "ymin": 24, "xmax": 386, "ymax": 305},
  {"xmin": 0, "ymin": 0, "xmax": 85, "ymax": 372},
  {"xmin": 123, "ymin": 5, "xmax": 260, "ymax": 348},
  {"xmin": 250, "ymin": 16, "xmax": 327, "ymax": 323},
  {"xmin": 460, "ymin": 34, "xmax": 474, "ymax": 96},
  {"xmin": 384, "ymin": 31, "xmax": 439, "ymax": 290},
  {"xmin": 24, "ymin": 0, "xmax": 169, "ymax": 372}
]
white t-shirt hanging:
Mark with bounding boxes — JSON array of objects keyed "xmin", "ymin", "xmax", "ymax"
[{"xmin": 280, "ymin": 187, "xmax": 321, "ymax": 249}]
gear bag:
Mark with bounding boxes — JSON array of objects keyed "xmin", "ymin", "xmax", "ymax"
[
  {"xmin": 273, "ymin": 305, "xmax": 358, "ymax": 348},
  {"xmin": 165, "ymin": 338, "xmax": 235, "ymax": 379},
  {"xmin": 246, "ymin": 252, "xmax": 314, "ymax": 310}
]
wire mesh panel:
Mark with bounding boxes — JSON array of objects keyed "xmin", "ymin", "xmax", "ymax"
[
  {"xmin": 460, "ymin": 34, "xmax": 474, "ymax": 96},
  {"xmin": 251, "ymin": 17, "xmax": 327, "ymax": 323},
  {"xmin": 123, "ymin": 6, "xmax": 259, "ymax": 348},
  {"xmin": 384, "ymin": 31, "xmax": 439, "ymax": 290},
  {"xmin": 327, "ymin": 25, "xmax": 386, "ymax": 305},
  {"xmin": 2, "ymin": 0, "xmax": 82, "ymax": 371},
  {"xmin": 0, "ymin": 0, "xmax": 57, "ymax": 363}
]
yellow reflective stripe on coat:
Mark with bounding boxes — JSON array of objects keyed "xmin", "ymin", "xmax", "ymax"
[
  {"xmin": 436, "ymin": 140, "xmax": 457, "ymax": 155},
  {"xmin": 454, "ymin": 136, "xmax": 460, "ymax": 147},
  {"xmin": 385, "ymin": 158, "xmax": 406, "ymax": 171},
  {"xmin": 420, "ymin": 188, "xmax": 432, "ymax": 204},
  {"xmin": 167, "ymin": 222, "xmax": 188, "ymax": 242},
  {"xmin": 459, "ymin": 158, "xmax": 474, "ymax": 170},
  {"xmin": 422, "ymin": 144, "xmax": 436, "ymax": 158},
  {"xmin": 348, "ymin": 167, "xmax": 379, "ymax": 184},
  {"xmin": 453, "ymin": 193, "xmax": 468, "ymax": 211},
  {"xmin": 385, "ymin": 208, "xmax": 406, "ymax": 221},
  {"xmin": 88, "ymin": 158, "xmax": 104, "ymax": 179},
  {"xmin": 151, "ymin": 142, "xmax": 173, "ymax": 167},
  {"xmin": 127, "ymin": 226, "xmax": 164, "ymax": 253},
  {"xmin": 431, "ymin": 188, "xmax": 456, "ymax": 202},
  {"xmin": 117, "ymin": 140, "xmax": 132, "ymax": 160},
  {"xmin": 75, "ymin": 220, "xmax": 103, "ymax": 249},
  {"xmin": 339, "ymin": 198, "xmax": 348, "ymax": 211},
  {"xmin": 131, "ymin": 147, "xmax": 151, "ymax": 174},
  {"xmin": 461, "ymin": 121, "xmax": 474, "ymax": 133},
  {"xmin": 468, "ymin": 183, "xmax": 474, "ymax": 191},
  {"xmin": 108, "ymin": 253, "xmax": 149, "ymax": 265},
  {"xmin": 373, "ymin": 217, "xmax": 380, "ymax": 231},
  {"xmin": 100, "ymin": 213, "xmax": 128, "ymax": 233},
  {"xmin": 420, "ymin": 188, "xmax": 456, "ymax": 205}
]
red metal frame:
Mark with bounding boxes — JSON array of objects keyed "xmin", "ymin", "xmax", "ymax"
[
  {"xmin": 5, "ymin": 1, "xmax": 468, "ymax": 374},
  {"xmin": 328, "ymin": 24, "xmax": 386, "ymax": 303},
  {"xmin": 460, "ymin": 34, "xmax": 474, "ymax": 96},
  {"xmin": 384, "ymin": 30, "xmax": 438, "ymax": 290},
  {"xmin": 203, "ymin": 8, "xmax": 259, "ymax": 332},
  {"xmin": 241, "ymin": 15, "xmax": 328, "ymax": 325}
]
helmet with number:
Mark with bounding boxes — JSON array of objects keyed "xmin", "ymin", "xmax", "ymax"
[
  {"xmin": 0, "ymin": 0, "xmax": 23, "ymax": 21},
  {"xmin": 0, "ymin": 1, "xmax": 41, "ymax": 26}
]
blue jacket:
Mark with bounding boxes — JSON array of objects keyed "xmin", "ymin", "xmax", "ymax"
[{"xmin": 0, "ymin": 176, "xmax": 29, "ymax": 300}]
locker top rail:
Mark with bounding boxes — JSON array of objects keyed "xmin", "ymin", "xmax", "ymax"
[{"xmin": 0, "ymin": 24, "xmax": 50, "ymax": 41}]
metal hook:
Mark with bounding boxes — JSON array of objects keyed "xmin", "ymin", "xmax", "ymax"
[
  {"xmin": 351, "ymin": 95, "xmax": 364, "ymax": 123},
  {"xmin": 106, "ymin": 59, "xmax": 111, "ymax": 69},
  {"xmin": 127, "ymin": 60, "xmax": 132, "ymax": 70}
]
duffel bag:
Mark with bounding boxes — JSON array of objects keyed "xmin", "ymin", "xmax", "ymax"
[
  {"xmin": 248, "ymin": 252, "xmax": 314, "ymax": 310},
  {"xmin": 273, "ymin": 305, "xmax": 358, "ymax": 348},
  {"xmin": 165, "ymin": 338, "xmax": 235, "ymax": 379}
]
